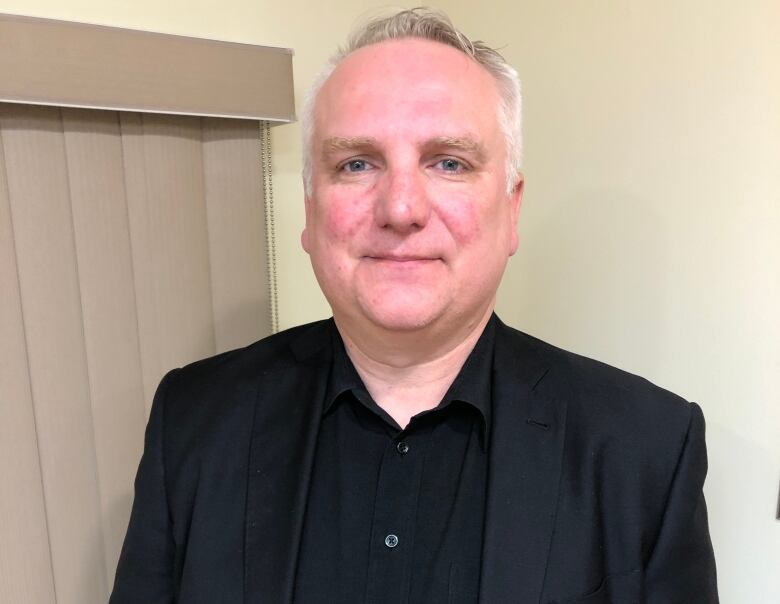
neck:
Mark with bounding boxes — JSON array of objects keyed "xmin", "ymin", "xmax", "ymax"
[{"xmin": 335, "ymin": 305, "xmax": 494, "ymax": 428}]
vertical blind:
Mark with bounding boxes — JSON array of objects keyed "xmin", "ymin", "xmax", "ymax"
[{"xmin": 0, "ymin": 103, "xmax": 276, "ymax": 603}]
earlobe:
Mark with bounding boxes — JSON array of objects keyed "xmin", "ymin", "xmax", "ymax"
[
  {"xmin": 508, "ymin": 176, "xmax": 524, "ymax": 256},
  {"xmin": 301, "ymin": 194, "xmax": 312, "ymax": 254},
  {"xmin": 301, "ymin": 227, "xmax": 310, "ymax": 254},
  {"xmin": 509, "ymin": 230, "xmax": 519, "ymax": 256}
]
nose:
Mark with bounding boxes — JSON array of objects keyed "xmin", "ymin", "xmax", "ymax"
[{"xmin": 374, "ymin": 165, "xmax": 431, "ymax": 233}]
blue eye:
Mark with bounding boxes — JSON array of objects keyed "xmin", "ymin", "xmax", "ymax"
[
  {"xmin": 344, "ymin": 159, "xmax": 369, "ymax": 172},
  {"xmin": 438, "ymin": 158, "xmax": 463, "ymax": 172}
]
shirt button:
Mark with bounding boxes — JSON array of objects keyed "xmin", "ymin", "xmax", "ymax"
[
  {"xmin": 384, "ymin": 534, "xmax": 399, "ymax": 548},
  {"xmin": 396, "ymin": 441, "xmax": 409, "ymax": 455}
]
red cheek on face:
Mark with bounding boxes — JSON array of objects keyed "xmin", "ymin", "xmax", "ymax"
[
  {"xmin": 323, "ymin": 190, "xmax": 370, "ymax": 243},
  {"xmin": 434, "ymin": 191, "xmax": 481, "ymax": 246}
]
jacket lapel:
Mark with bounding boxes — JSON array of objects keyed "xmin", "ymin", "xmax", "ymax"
[
  {"xmin": 479, "ymin": 321, "xmax": 568, "ymax": 603},
  {"xmin": 244, "ymin": 321, "xmax": 333, "ymax": 604}
]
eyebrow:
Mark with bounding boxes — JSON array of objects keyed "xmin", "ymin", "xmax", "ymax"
[
  {"xmin": 320, "ymin": 135, "xmax": 488, "ymax": 162},
  {"xmin": 425, "ymin": 136, "xmax": 487, "ymax": 162},
  {"xmin": 321, "ymin": 137, "xmax": 378, "ymax": 154}
]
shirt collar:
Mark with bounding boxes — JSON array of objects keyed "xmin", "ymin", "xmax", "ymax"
[
  {"xmin": 323, "ymin": 314, "xmax": 496, "ymax": 449},
  {"xmin": 323, "ymin": 327, "xmax": 365, "ymax": 412}
]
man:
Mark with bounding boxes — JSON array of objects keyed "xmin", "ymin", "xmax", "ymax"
[{"xmin": 111, "ymin": 8, "xmax": 718, "ymax": 603}]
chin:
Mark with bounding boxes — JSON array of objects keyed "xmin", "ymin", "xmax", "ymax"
[
  {"xmin": 368, "ymin": 314, "xmax": 434, "ymax": 333},
  {"xmin": 358, "ymin": 299, "xmax": 446, "ymax": 333}
]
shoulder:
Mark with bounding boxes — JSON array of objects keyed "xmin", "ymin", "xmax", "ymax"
[
  {"xmin": 495, "ymin": 318, "xmax": 706, "ymax": 530},
  {"xmin": 170, "ymin": 318, "xmax": 332, "ymax": 388},
  {"xmin": 153, "ymin": 319, "xmax": 333, "ymax": 445},
  {"xmin": 495, "ymin": 318, "xmax": 699, "ymax": 454}
]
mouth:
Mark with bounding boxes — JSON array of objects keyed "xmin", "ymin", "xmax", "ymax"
[
  {"xmin": 362, "ymin": 256, "xmax": 442, "ymax": 275},
  {"xmin": 365, "ymin": 255, "xmax": 441, "ymax": 263},
  {"xmin": 366, "ymin": 256, "xmax": 438, "ymax": 262}
]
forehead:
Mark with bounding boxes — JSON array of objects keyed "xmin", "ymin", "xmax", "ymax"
[{"xmin": 313, "ymin": 38, "xmax": 502, "ymax": 145}]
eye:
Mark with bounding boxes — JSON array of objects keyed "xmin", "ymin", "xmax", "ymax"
[
  {"xmin": 341, "ymin": 159, "xmax": 371, "ymax": 173},
  {"xmin": 435, "ymin": 158, "xmax": 467, "ymax": 172}
]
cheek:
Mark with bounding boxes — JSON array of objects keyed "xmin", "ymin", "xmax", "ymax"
[
  {"xmin": 435, "ymin": 190, "xmax": 515, "ymax": 252},
  {"xmin": 320, "ymin": 192, "xmax": 368, "ymax": 244},
  {"xmin": 436, "ymin": 192, "xmax": 481, "ymax": 245}
]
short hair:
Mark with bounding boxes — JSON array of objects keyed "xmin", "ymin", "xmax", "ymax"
[{"xmin": 301, "ymin": 7, "xmax": 522, "ymax": 196}]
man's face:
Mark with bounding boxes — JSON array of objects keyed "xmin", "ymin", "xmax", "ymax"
[{"xmin": 302, "ymin": 38, "xmax": 523, "ymax": 335}]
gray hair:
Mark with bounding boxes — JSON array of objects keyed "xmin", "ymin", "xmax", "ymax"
[{"xmin": 301, "ymin": 7, "xmax": 522, "ymax": 196}]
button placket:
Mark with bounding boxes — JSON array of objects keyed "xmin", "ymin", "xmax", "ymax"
[{"xmin": 363, "ymin": 429, "xmax": 429, "ymax": 603}]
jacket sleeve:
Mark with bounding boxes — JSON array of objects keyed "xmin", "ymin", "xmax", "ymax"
[
  {"xmin": 644, "ymin": 402, "xmax": 719, "ymax": 603},
  {"xmin": 109, "ymin": 371, "xmax": 178, "ymax": 604}
]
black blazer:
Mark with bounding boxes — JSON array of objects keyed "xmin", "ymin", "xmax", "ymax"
[{"xmin": 110, "ymin": 317, "xmax": 718, "ymax": 603}]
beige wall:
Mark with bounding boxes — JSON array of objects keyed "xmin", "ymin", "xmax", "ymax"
[{"xmin": 1, "ymin": 1, "xmax": 777, "ymax": 601}]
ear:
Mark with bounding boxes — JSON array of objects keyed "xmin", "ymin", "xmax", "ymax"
[
  {"xmin": 301, "ymin": 185, "xmax": 314, "ymax": 254},
  {"xmin": 301, "ymin": 193, "xmax": 312, "ymax": 254},
  {"xmin": 508, "ymin": 174, "xmax": 524, "ymax": 256}
]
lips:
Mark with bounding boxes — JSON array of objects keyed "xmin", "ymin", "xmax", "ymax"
[
  {"xmin": 367, "ymin": 255, "xmax": 438, "ymax": 262},
  {"xmin": 363, "ymin": 257, "xmax": 442, "ymax": 277}
]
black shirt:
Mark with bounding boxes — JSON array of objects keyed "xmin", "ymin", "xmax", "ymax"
[{"xmin": 294, "ymin": 317, "xmax": 495, "ymax": 604}]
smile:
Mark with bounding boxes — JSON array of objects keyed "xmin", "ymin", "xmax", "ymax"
[{"xmin": 365, "ymin": 256, "xmax": 440, "ymax": 264}]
